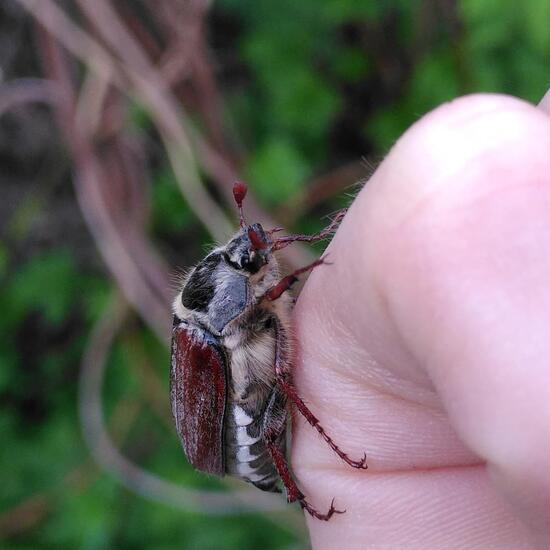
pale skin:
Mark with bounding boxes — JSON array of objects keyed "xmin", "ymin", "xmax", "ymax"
[{"xmin": 292, "ymin": 93, "xmax": 550, "ymax": 549}]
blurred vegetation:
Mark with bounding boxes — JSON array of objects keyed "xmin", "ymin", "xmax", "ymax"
[{"xmin": 1, "ymin": 0, "xmax": 549, "ymax": 548}]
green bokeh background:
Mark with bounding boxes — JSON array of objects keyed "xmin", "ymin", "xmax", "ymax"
[{"xmin": 1, "ymin": 1, "xmax": 548, "ymax": 548}]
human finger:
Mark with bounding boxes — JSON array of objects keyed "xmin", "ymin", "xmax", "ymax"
[{"xmin": 294, "ymin": 94, "xmax": 550, "ymax": 548}]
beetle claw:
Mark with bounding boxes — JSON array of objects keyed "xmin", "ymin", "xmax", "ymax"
[
  {"xmin": 348, "ymin": 452, "xmax": 369, "ymax": 470},
  {"xmin": 300, "ymin": 497, "xmax": 345, "ymax": 521}
]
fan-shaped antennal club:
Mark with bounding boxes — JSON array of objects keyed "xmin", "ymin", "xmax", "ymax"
[
  {"xmin": 248, "ymin": 227, "xmax": 268, "ymax": 251},
  {"xmin": 233, "ymin": 181, "xmax": 248, "ymax": 228}
]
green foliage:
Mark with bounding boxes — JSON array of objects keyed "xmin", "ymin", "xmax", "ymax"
[
  {"xmin": 0, "ymin": 244, "xmax": 8, "ymax": 278},
  {"xmin": 151, "ymin": 170, "xmax": 195, "ymax": 237},
  {"xmin": 5, "ymin": 251, "xmax": 79, "ymax": 326},
  {"xmin": 331, "ymin": 48, "xmax": 371, "ymax": 82},
  {"xmin": 128, "ymin": 99, "xmax": 153, "ymax": 133},
  {"xmin": 461, "ymin": 0, "xmax": 550, "ymax": 101},
  {"xmin": 245, "ymin": 136, "xmax": 310, "ymax": 205}
]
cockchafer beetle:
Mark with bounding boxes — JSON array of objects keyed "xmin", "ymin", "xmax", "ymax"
[{"xmin": 170, "ymin": 182, "xmax": 367, "ymax": 520}]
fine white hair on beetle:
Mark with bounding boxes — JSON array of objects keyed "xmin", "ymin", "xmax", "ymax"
[{"xmin": 168, "ymin": 266, "xmax": 192, "ymax": 293}]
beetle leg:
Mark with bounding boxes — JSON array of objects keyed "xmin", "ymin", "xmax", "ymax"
[
  {"xmin": 273, "ymin": 318, "xmax": 369, "ymax": 470},
  {"xmin": 264, "ymin": 258, "xmax": 325, "ymax": 302},
  {"xmin": 271, "ymin": 209, "xmax": 347, "ymax": 251},
  {"xmin": 262, "ymin": 388, "xmax": 343, "ymax": 521},
  {"xmin": 265, "ymin": 435, "xmax": 343, "ymax": 521}
]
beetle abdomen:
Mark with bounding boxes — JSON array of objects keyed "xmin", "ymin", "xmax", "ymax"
[
  {"xmin": 221, "ymin": 311, "xmax": 287, "ymax": 492},
  {"xmin": 225, "ymin": 403, "xmax": 284, "ymax": 492}
]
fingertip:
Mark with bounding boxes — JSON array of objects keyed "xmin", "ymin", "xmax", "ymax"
[
  {"xmin": 371, "ymin": 93, "xmax": 550, "ymax": 229},
  {"xmin": 372, "ymin": 94, "xmax": 550, "ymax": 537},
  {"xmin": 294, "ymin": 93, "xmax": 550, "ymax": 547}
]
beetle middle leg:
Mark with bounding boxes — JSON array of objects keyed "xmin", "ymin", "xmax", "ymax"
[
  {"xmin": 262, "ymin": 387, "xmax": 343, "ymax": 521},
  {"xmin": 271, "ymin": 316, "xmax": 368, "ymax": 470}
]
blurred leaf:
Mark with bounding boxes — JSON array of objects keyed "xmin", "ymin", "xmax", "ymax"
[
  {"xmin": 512, "ymin": 49, "xmax": 550, "ymax": 102},
  {"xmin": 128, "ymin": 99, "xmax": 153, "ymax": 132},
  {"xmin": 7, "ymin": 251, "xmax": 78, "ymax": 326},
  {"xmin": 366, "ymin": 102, "xmax": 413, "ymax": 152},
  {"xmin": 152, "ymin": 169, "xmax": 193, "ymax": 232},
  {"xmin": 332, "ymin": 48, "xmax": 371, "ymax": 82},
  {"xmin": 408, "ymin": 50, "xmax": 461, "ymax": 111},
  {"xmin": 0, "ymin": 243, "xmax": 9, "ymax": 279},
  {"xmin": 522, "ymin": 0, "xmax": 550, "ymax": 52},
  {"xmin": 246, "ymin": 137, "xmax": 310, "ymax": 205},
  {"xmin": 81, "ymin": 276, "xmax": 110, "ymax": 325},
  {"xmin": 273, "ymin": 67, "xmax": 340, "ymax": 141},
  {"xmin": 43, "ymin": 475, "xmax": 117, "ymax": 549},
  {"xmin": 320, "ymin": 0, "xmax": 385, "ymax": 21}
]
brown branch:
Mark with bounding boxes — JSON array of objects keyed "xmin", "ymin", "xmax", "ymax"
[
  {"xmin": 17, "ymin": 0, "xmax": 234, "ymax": 240},
  {"xmin": 0, "ymin": 493, "xmax": 50, "ymax": 538},
  {"xmin": 100, "ymin": 135, "xmax": 170, "ymax": 306},
  {"xmin": 17, "ymin": 0, "xmax": 316, "ymax": 270},
  {"xmin": 154, "ymin": 0, "xmax": 229, "ymax": 153},
  {"xmin": 0, "ymin": 77, "xmax": 62, "ymax": 116},
  {"xmin": 37, "ymin": 27, "xmax": 171, "ymax": 341},
  {"xmin": 96, "ymin": 0, "xmax": 314, "ymax": 267},
  {"xmin": 73, "ymin": 0, "xmax": 234, "ymax": 240},
  {"xmin": 78, "ymin": 0, "xmax": 312, "ymax": 265}
]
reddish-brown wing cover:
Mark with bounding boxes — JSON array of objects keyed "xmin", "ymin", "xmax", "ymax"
[{"xmin": 170, "ymin": 321, "xmax": 227, "ymax": 475}]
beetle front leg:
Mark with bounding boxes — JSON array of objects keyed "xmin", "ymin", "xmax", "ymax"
[
  {"xmin": 264, "ymin": 258, "xmax": 325, "ymax": 302},
  {"xmin": 262, "ymin": 388, "xmax": 343, "ymax": 521},
  {"xmin": 272, "ymin": 318, "xmax": 369, "ymax": 470}
]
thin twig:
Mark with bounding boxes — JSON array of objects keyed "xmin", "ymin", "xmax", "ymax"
[
  {"xmin": 17, "ymin": 0, "xmax": 315, "ymax": 268},
  {"xmin": 154, "ymin": 0, "xmax": 229, "ymax": 153},
  {"xmin": 38, "ymin": 28, "xmax": 171, "ymax": 341},
  {"xmin": 74, "ymin": 0, "xmax": 234, "ymax": 240},
  {"xmin": 149, "ymin": 1, "xmax": 314, "ymax": 266},
  {"xmin": 0, "ymin": 77, "xmax": 61, "ymax": 116},
  {"xmin": 74, "ymin": 64, "xmax": 112, "ymax": 138},
  {"xmin": 17, "ymin": 0, "xmax": 234, "ymax": 240}
]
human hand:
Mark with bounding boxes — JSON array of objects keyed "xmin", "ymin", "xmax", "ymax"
[{"xmin": 293, "ymin": 93, "xmax": 550, "ymax": 549}]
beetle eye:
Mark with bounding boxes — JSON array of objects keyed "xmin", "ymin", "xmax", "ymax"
[
  {"xmin": 224, "ymin": 250, "xmax": 265, "ymax": 273},
  {"xmin": 223, "ymin": 252, "xmax": 241, "ymax": 271},
  {"xmin": 242, "ymin": 251, "xmax": 265, "ymax": 273}
]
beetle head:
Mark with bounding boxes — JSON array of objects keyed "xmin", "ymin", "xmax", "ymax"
[{"xmin": 224, "ymin": 223, "xmax": 272, "ymax": 275}]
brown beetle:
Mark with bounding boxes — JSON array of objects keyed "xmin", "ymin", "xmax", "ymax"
[{"xmin": 170, "ymin": 182, "xmax": 367, "ymax": 520}]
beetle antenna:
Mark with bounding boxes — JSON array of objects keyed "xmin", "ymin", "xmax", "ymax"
[{"xmin": 233, "ymin": 181, "xmax": 248, "ymax": 228}]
